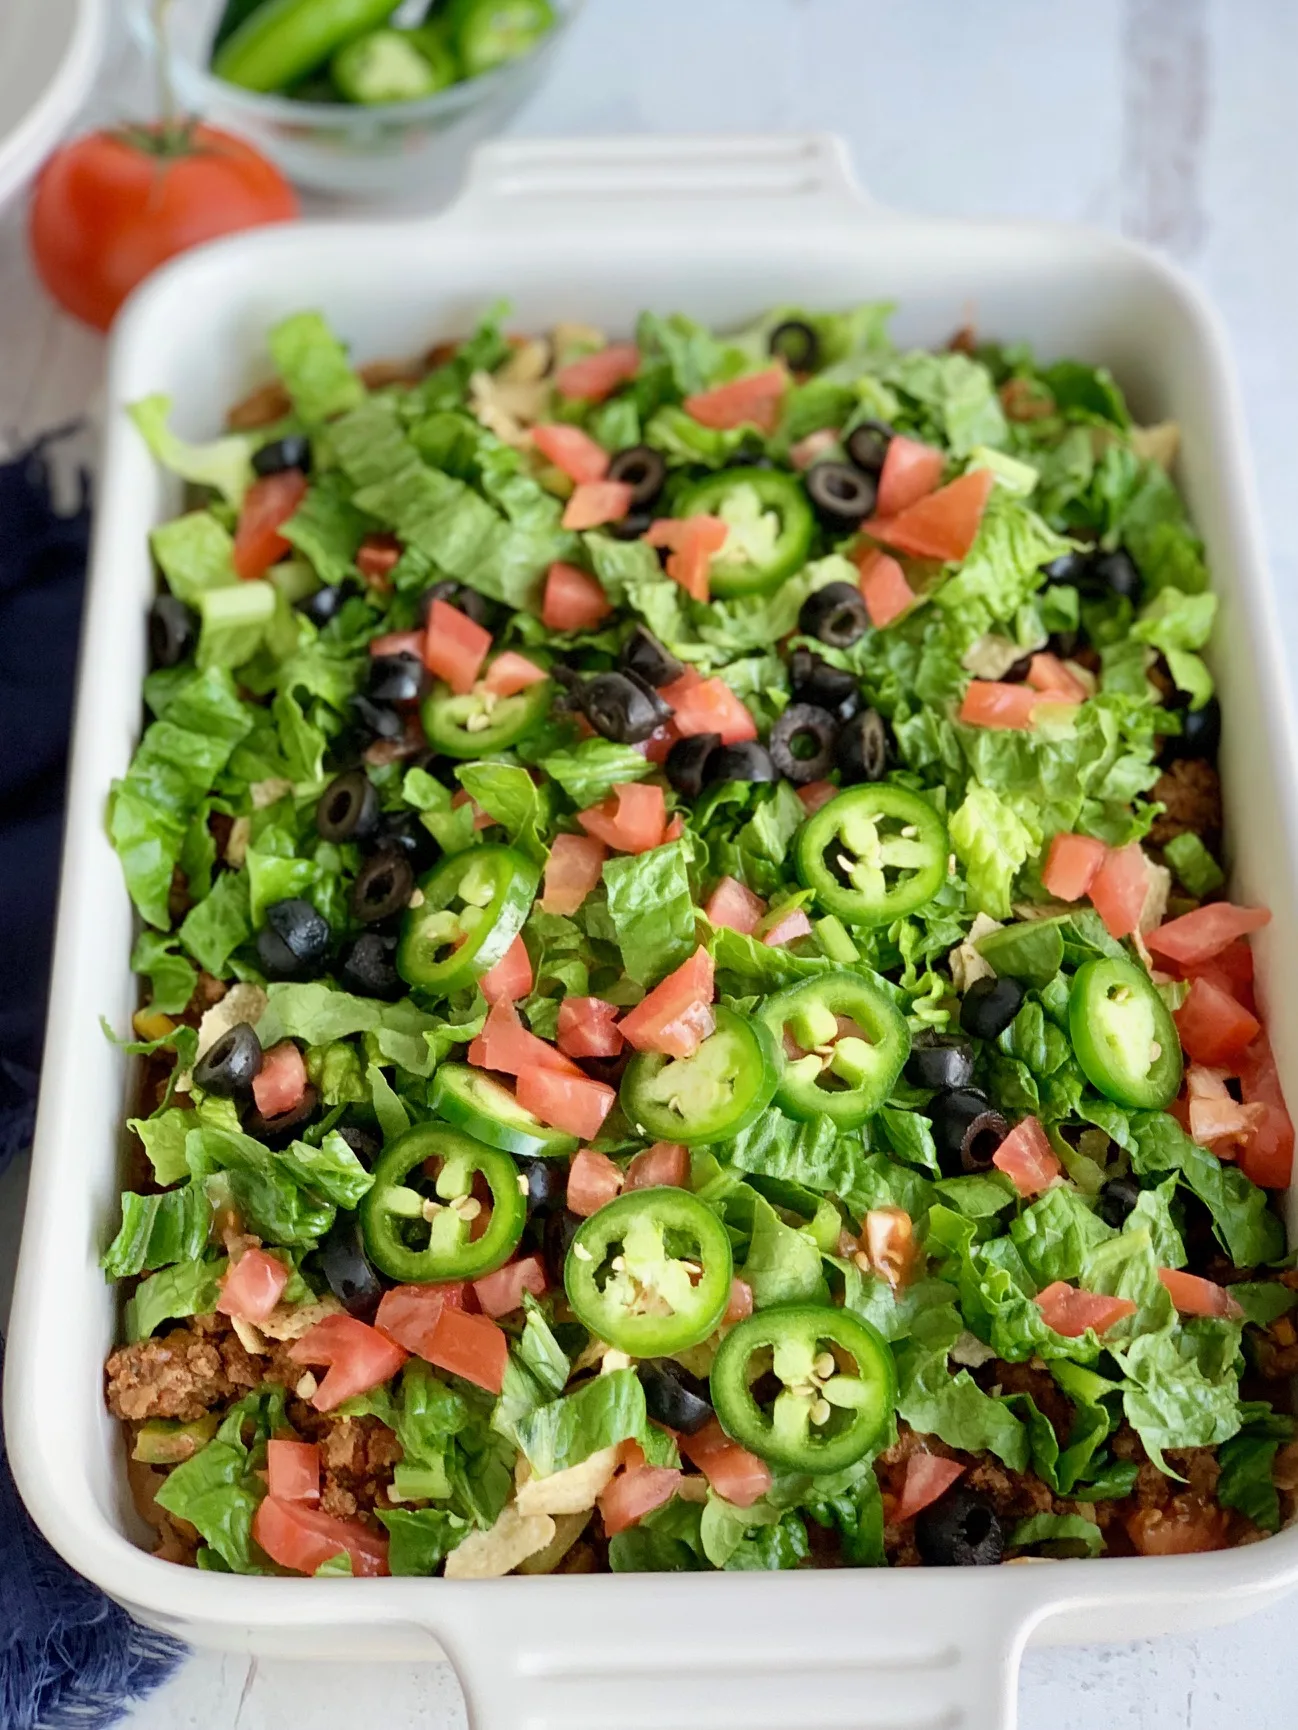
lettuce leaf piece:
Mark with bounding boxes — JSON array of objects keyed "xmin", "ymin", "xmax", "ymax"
[
  {"xmin": 949, "ymin": 783, "xmax": 1035, "ymax": 919},
  {"xmin": 609, "ymin": 1497, "xmax": 707, "ymax": 1572},
  {"xmin": 538, "ymin": 738, "xmax": 654, "ymax": 808},
  {"xmin": 275, "ymin": 1130, "xmax": 374, "ymax": 1208},
  {"xmin": 256, "ymin": 981, "xmax": 384, "ymax": 1046},
  {"xmin": 131, "ymin": 929, "xmax": 198, "ymax": 1016},
  {"xmin": 1129, "ymin": 1112, "xmax": 1285, "ymax": 1267},
  {"xmin": 178, "ymin": 868, "xmax": 252, "ymax": 974},
  {"xmin": 129, "ymin": 394, "xmax": 255, "ymax": 508},
  {"xmin": 635, "ymin": 309, "xmax": 745, "ymax": 396},
  {"xmin": 367, "ymin": 1062, "xmax": 410, "ymax": 1142},
  {"xmin": 708, "ymin": 924, "xmax": 835, "ymax": 991},
  {"xmin": 514, "ymin": 1368, "xmax": 674, "ymax": 1478},
  {"xmin": 455, "ymin": 761, "xmax": 552, "ymax": 865},
  {"xmin": 717, "ymin": 1110, "xmax": 862, "ymax": 1202},
  {"xmin": 1162, "ymin": 830, "xmax": 1224, "ymax": 898},
  {"xmin": 154, "ymin": 1388, "xmax": 285, "ymax": 1572},
  {"xmin": 1010, "ymin": 1186, "xmax": 1115, "ymax": 1287},
  {"xmin": 124, "ymin": 1256, "xmax": 228, "ymax": 1342},
  {"xmin": 196, "ymin": 579, "xmax": 277, "ymax": 671},
  {"xmin": 728, "ymin": 1188, "xmax": 827, "ymax": 1309},
  {"xmin": 1113, "ymin": 1322, "xmax": 1244, "ymax": 1469},
  {"xmin": 801, "ymin": 1460, "xmax": 887, "ymax": 1565},
  {"xmin": 1089, "ymin": 443, "xmax": 1208, "ymax": 596},
  {"xmin": 150, "ymin": 511, "xmax": 237, "ymax": 605},
  {"xmin": 894, "ymin": 1329, "xmax": 1029, "ymax": 1469},
  {"xmin": 379, "ymin": 1508, "xmax": 468, "ymax": 1576},
  {"xmin": 934, "ymin": 493, "xmax": 1070, "ymax": 639},
  {"xmin": 1216, "ymin": 1403, "xmax": 1295, "ymax": 1533},
  {"xmin": 883, "ymin": 348, "xmax": 1007, "ymax": 457},
  {"xmin": 1008, "ymin": 1511, "xmax": 1104, "ymax": 1558},
  {"xmin": 1081, "ymin": 1223, "xmax": 1176, "ymax": 1342},
  {"xmin": 101, "ymin": 1180, "xmax": 211, "ymax": 1279},
  {"xmin": 702, "ymin": 1498, "xmax": 809, "ymax": 1571},
  {"xmin": 127, "ymin": 1106, "xmax": 197, "ymax": 1188},
  {"xmin": 1133, "ymin": 586, "xmax": 1218, "ymax": 708},
  {"xmin": 268, "ymin": 311, "xmax": 365, "ymax": 424},
  {"xmin": 602, "ymin": 839, "xmax": 696, "ymax": 987},
  {"xmin": 281, "ymin": 470, "xmax": 368, "ymax": 586},
  {"xmin": 1230, "ymin": 1282, "xmax": 1298, "ymax": 1327},
  {"xmin": 185, "ymin": 1125, "xmax": 336, "ymax": 1246}
]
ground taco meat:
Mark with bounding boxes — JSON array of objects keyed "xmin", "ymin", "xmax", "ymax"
[{"xmin": 1148, "ymin": 758, "xmax": 1223, "ymax": 847}]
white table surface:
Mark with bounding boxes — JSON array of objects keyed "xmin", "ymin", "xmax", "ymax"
[{"xmin": 3, "ymin": 0, "xmax": 1298, "ymax": 1725}]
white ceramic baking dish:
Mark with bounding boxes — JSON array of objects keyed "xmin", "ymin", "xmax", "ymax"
[{"xmin": 7, "ymin": 133, "xmax": 1298, "ymax": 1730}]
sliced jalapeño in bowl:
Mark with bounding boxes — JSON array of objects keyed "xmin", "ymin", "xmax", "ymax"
[
  {"xmin": 360, "ymin": 1123, "xmax": 525, "ymax": 1283},
  {"xmin": 620, "ymin": 1006, "xmax": 780, "ymax": 1145},
  {"xmin": 431, "ymin": 1062, "xmax": 579, "ymax": 1159},
  {"xmin": 674, "ymin": 469, "xmax": 815, "ymax": 598},
  {"xmin": 797, "ymin": 784, "xmax": 947, "ymax": 927},
  {"xmin": 758, "ymin": 970, "xmax": 911, "ymax": 1129},
  {"xmin": 1069, "ymin": 955, "xmax": 1183, "ymax": 1110},
  {"xmin": 397, "ymin": 844, "xmax": 538, "ymax": 995},
  {"xmin": 421, "ymin": 664, "xmax": 552, "ymax": 758}
]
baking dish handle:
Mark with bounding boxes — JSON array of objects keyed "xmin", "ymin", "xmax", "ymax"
[
  {"xmin": 429, "ymin": 1571, "xmax": 1037, "ymax": 1730},
  {"xmin": 440, "ymin": 133, "xmax": 876, "ymax": 230}
]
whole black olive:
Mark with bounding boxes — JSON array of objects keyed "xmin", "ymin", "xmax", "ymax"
[
  {"xmin": 621, "ymin": 624, "xmax": 684, "ymax": 690},
  {"xmin": 245, "ymin": 1083, "xmax": 319, "ymax": 1145},
  {"xmin": 705, "ymin": 741, "xmax": 777, "ymax": 786},
  {"xmin": 336, "ymin": 1124, "xmax": 382, "ymax": 1166},
  {"xmin": 318, "ymin": 1216, "xmax": 384, "ymax": 1321},
  {"xmin": 1091, "ymin": 547, "xmax": 1142, "ymax": 601},
  {"xmin": 835, "ymin": 709, "xmax": 891, "ymax": 783},
  {"xmin": 148, "ymin": 595, "xmax": 198, "ymax": 669},
  {"xmin": 607, "ymin": 445, "xmax": 668, "ymax": 510},
  {"xmin": 768, "ymin": 318, "xmax": 820, "ymax": 372},
  {"xmin": 252, "ymin": 434, "xmax": 312, "ymax": 478},
  {"xmin": 960, "ymin": 976, "xmax": 1026, "ymax": 1042},
  {"xmin": 638, "ymin": 1360, "xmax": 714, "ymax": 1435},
  {"xmin": 543, "ymin": 1209, "xmax": 584, "ymax": 1287},
  {"xmin": 1040, "ymin": 550, "xmax": 1092, "ymax": 588},
  {"xmin": 367, "ymin": 653, "xmax": 427, "ymax": 705},
  {"xmin": 420, "ymin": 579, "xmax": 494, "ymax": 632},
  {"xmin": 768, "ymin": 704, "xmax": 838, "ymax": 785},
  {"xmin": 257, "ymin": 898, "xmax": 331, "ymax": 982},
  {"xmin": 1097, "ymin": 1175, "xmax": 1142, "ymax": 1228},
  {"xmin": 915, "ymin": 1488, "xmax": 1004, "ymax": 1566},
  {"xmin": 788, "ymin": 648, "xmax": 862, "ymax": 724},
  {"xmin": 518, "ymin": 1157, "xmax": 567, "ymax": 1216},
  {"xmin": 609, "ymin": 509, "xmax": 655, "ymax": 542},
  {"xmin": 193, "ymin": 1022, "xmax": 263, "ymax": 1098},
  {"xmin": 665, "ymin": 732, "xmax": 720, "ymax": 800},
  {"xmin": 372, "ymin": 809, "xmax": 440, "ymax": 872},
  {"xmin": 583, "ymin": 671, "xmax": 669, "ymax": 744},
  {"xmin": 316, "ymin": 769, "xmax": 380, "ymax": 844},
  {"xmin": 1161, "ymin": 695, "xmax": 1221, "ymax": 763},
  {"xmin": 798, "ymin": 581, "xmax": 870, "ymax": 649},
  {"xmin": 805, "ymin": 462, "xmax": 877, "ymax": 531},
  {"xmin": 339, "ymin": 930, "xmax": 403, "ymax": 998},
  {"xmin": 844, "ymin": 420, "xmax": 893, "ymax": 476},
  {"xmin": 297, "ymin": 583, "xmax": 346, "ymax": 628},
  {"xmin": 351, "ymin": 850, "xmax": 415, "ymax": 924},
  {"xmin": 349, "ymin": 694, "xmax": 403, "ymax": 741},
  {"xmin": 904, "ymin": 1031, "xmax": 975, "ymax": 1092},
  {"xmin": 930, "ymin": 1087, "xmax": 1010, "ymax": 1177}
]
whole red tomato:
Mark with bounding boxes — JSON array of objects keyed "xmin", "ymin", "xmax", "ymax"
[{"xmin": 30, "ymin": 122, "xmax": 298, "ymax": 331}]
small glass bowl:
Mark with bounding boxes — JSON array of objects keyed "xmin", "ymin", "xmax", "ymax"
[{"xmin": 127, "ymin": 0, "xmax": 582, "ymax": 202}]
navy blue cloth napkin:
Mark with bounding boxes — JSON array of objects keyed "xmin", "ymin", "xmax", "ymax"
[{"xmin": 0, "ymin": 434, "xmax": 187, "ymax": 1729}]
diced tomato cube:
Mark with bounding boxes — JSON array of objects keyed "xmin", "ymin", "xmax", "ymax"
[
  {"xmin": 1026, "ymin": 653, "xmax": 1088, "ymax": 703},
  {"xmin": 1185, "ymin": 938, "xmax": 1256, "ymax": 1013},
  {"xmin": 216, "ymin": 1248, "xmax": 289, "ymax": 1325},
  {"xmin": 556, "ymin": 996, "xmax": 623, "ymax": 1059},
  {"xmin": 553, "ymin": 342, "xmax": 640, "ymax": 402},
  {"xmin": 539, "ymin": 831, "xmax": 607, "ymax": 915},
  {"xmin": 724, "ymin": 1278, "xmax": 754, "ymax": 1324},
  {"xmin": 1158, "ymin": 1267, "xmax": 1243, "ymax": 1319},
  {"xmin": 644, "ymin": 515, "xmax": 730, "ymax": 603},
  {"xmin": 483, "ymin": 651, "xmax": 547, "ymax": 697},
  {"xmin": 232, "ymin": 470, "xmax": 308, "ymax": 579},
  {"xmin": 472, "ymin": 1254, "xmax": 548, "ymax": 1319},
  {"xmin": 424, "ymin": 1308, "xmax": 508, "ymax": 1394},
  {"xmin": 992, "ymin": 1116, "xmax": 1061, "ymax": 1196},
  {"xmin": 894, "ymin": 1454, "xmax": 965, "ymax": 1522},
  {"xmin": 375, "ymin": 1284, "xmax": 466, "ymax": 1357},
  {"xmin": 867, "ymin": 468, "xmax": 994, "ymax": 563},
  {"xmin": 789, "ymin": 428, "xmax": 838, "ymax": 470},
  {"xmin": 479, "ymin": 934, "xmax": 534, "ymax": 1006},
  {"xmin": 1033, "ymin": 1281, "xmax": 1138, "ymax": 1338},
  {"xmin": 1146, "ymin": 903, "xmax": 1272, "ymax": 967},
  {"xmin": 289, "ymin": 1313, "xmax": 408, "ymax": 1413},
  {"xmin": 1174, "ymin": 975, "xmax": 1261, "ymax": 1067},
  {"xmin": 856, "ymin": 548, "xmax": 915, "ymax": 628},
  {"xmin": 624, "ymin": 1142, "xmax": 689, "ymax": 1191},
  {"xmin": 704, "ymin": 875, "xmax": 766, "ymax": 936},
  {"xmin": 863, "ymin": 1206, "xmax": 917, "ymax": 1289},
  {"xmin": 576, "ymin": 782, "xmax": 667, "ymax": 854},
  {"xmin": 531, "ymin": 422, "xmax": 609, "ymax": 483},
  {"xmin": 618, "ymin": 947, "xmax": 716, "ymax": 1060},
  {"xmin": 679, "ymin": 1418, "xmax": 771, "ymax": 1507},
  {"xmin": 467, "ymin": 999, "xmax": 582, "ymax": 1078},
  {"xmin": 356, "ymin": 532, "xmax": 402, "ymax": 582},
  {"xmin": 541, "ymin": 561, "xmax": 612, "ymax": 631},
  {"xmin": 1235, "ymin": 1037, "xmax": 1295, "ymax": 1188},
  {"xmin": 253, "ymin": 1496, "xmax": 389, "ymax": 1577},
  {"xmin": 1126, "ymin": 1499, "xmax": 1229, "ymax": 1556},
  {"xmin": 874, "ymin": 436, "xmax": 945, "ymax": 518},
  {"xmin": 567, "ymin": 1148, "xmax": 624, "ymax": 1217},
  {"xmin": 761, "ymin": 908, "xmax": 813, "ymax": 947},
  {"xmin": 267, "ymin": 1438, "xmax": 320, "ymax": 1505},
  {"xmin": 516, "ymin": 1069, "xmax": 617, "ymax": 1142},
  {"xmin": 682, "ymin": 366, "xmax": 786, "ymax": 434},
  {"xmin": 658, "ymin": 670, "xmax": 757, "ymax": 744},
  {"xmin": 1088, "ymin": 842, "xmax": 1151, "ymax": 940},
  {"xmin": 958, "ymin": 679, "xmax": 1039, "ymax": 730},
  {"xmin": 424, "ymin": 598, "xmax": 492, "ymax": 695},
  {"xmin": 797, "ymin": 780, "xmax": 839, "ymax": 816},
  {"xmin": 563, "ymin": 480, "xmax": 635, "ymax": 531},
  {"xmin": 1042, "ymin": 832, "xmax": 1107, "ymax": 902},
  {"xmin": 369, "ymin": 628, "xmax": 424, "ymax": 659},
  {"xmin": 598, "ymin": 1464, "xmax": 683, "ymax": 1534}
]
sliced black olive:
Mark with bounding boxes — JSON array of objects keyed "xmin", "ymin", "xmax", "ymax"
[
  {"xmin": 835, "ymin": 709, "xmax": 891, "ymax": 783},
  {"xmin": 665, "ymin": 732, "xmax": 720, "ymax": 799},
  {"xmin": 316, "ymin": 768, "xmax": 380, "ymax": 844},
  {"xmin": 798, "ymin": 581, "xmax": 870, "ymax": 649},
  {"xmin": 805, "ymin": 461, "xmax": 877, "ymax": 531},
  {"xmin": 1091, "ymin": 547, "xmax": 1142, "ymax": 601},
  {"xmin": 1040, "ymin": 550, "xmax": 1092, "ymax": 587},
  {"xmin": 638, "ymin": 1360, "xmax": 714, "ymax": 1435},
  {"xmin": 372, "ymin": 808, "xmax": 439, "ymax": 872},
  {"xmin": 257, "ymin": 897, "xmax": 331, "ymax": 982},
  {"xmin": 336, "ymin": 1124, "xmax": 382, "ymax": 1166},
  {"xmin": 1097, "ymin": 1175, "xmax": 1142, "ymax": 1228},
  {"xmin": 960, "ymin": 976, "xmax": 1026, "ymax": 1041},
  {"xmin": 419, "ymin": 579, "xmax": 494, "ymax": 632},
  {"xmin": 723, "ymin": 450, "xmax": 776, "ymax": 470},
  {"xmin": 252, "ymin": 434, "xmax": 312, "ymax": 478},
  {"xmin": 844, "ymin": 420, "xmax": 892, "ymax": 476},
  {"xmin": 768, "ymin": 318, "xmax": 820, "ymax": 372},
  {"xmin": 905, "ymin": 1032, "xmax": 975, "ymax": 1092},
  {"xmin": 606, "ymin": 445, "xmax": 667, "ymax": 509},
  {"xmin": 621, "ymin": 624, "xmax": 684, "ymax": 690},
  {"xmin": 349, "ymin": 694, "xmax": 404, "ymax": 741},
  {"xmin": 351, "ymin": 850, "xmax": 415, "ymax": 924},
  {"xmin": 339, "ymin": 930, "xmax": 403, "ymax": 998},
  {"xmin": 518, "ymin": 1157, "xmax": 567, "ymax": 1217},
  {"xmin": 296, "ymin": 583, "xmax": 346, "ymax": 628},
  {"xmin": 788, "ymin": 648, "xmax": 862, "ymax": 724},
  {"xmin": 245, "ymin": 1083, "xmax": 319, "ymax": 1146},
  {"xmin": 1000, "ymin": 653, "xmax": 1034, "ymax": 684},
  {"xmin": 318, "ymin": 1216, "xmax": 384, "ymax": 1321},
  {"xmin": 148, "ymin": 594, "xmax": 198, "ymax": 669},
  {"xmin": 543, "ymin": 1208, "xmax": 584, "ymax": 1287},
  {"xmin": 1047, "ymin": 629, "xmax": 1081, "ymax": 660},
  {"xmin": 705, "ymin": 741, "xmax": 777, "ymax": 786},
  {"xmin": 930, "ymin": 1087, "xmax": 1010, "ymax": 1177},
  {"xmin": 193, "ymin": 1022, "xmax": 263, "ymax": 1097},
  {"xmin": 609, "ymin": 509, "xmax": 654, "ymax": 542},
  {"xmin": 583, "ymin": 670, "xmax": 669, "ymax": 744},
  {"xmin": 768, "ymin": 704, "xmax": 837, "ymax": 785},
  {"xmin": 916, "ymin": 1487, "xmax": 1004, "ymax": 1566},
  {"xmin": 1162, "ymin": 695, "xmax": 1221, "ymax": 763},
  {"xmin": 367, "ymin": 652, "xmax": 427, "ymax": 705}
]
